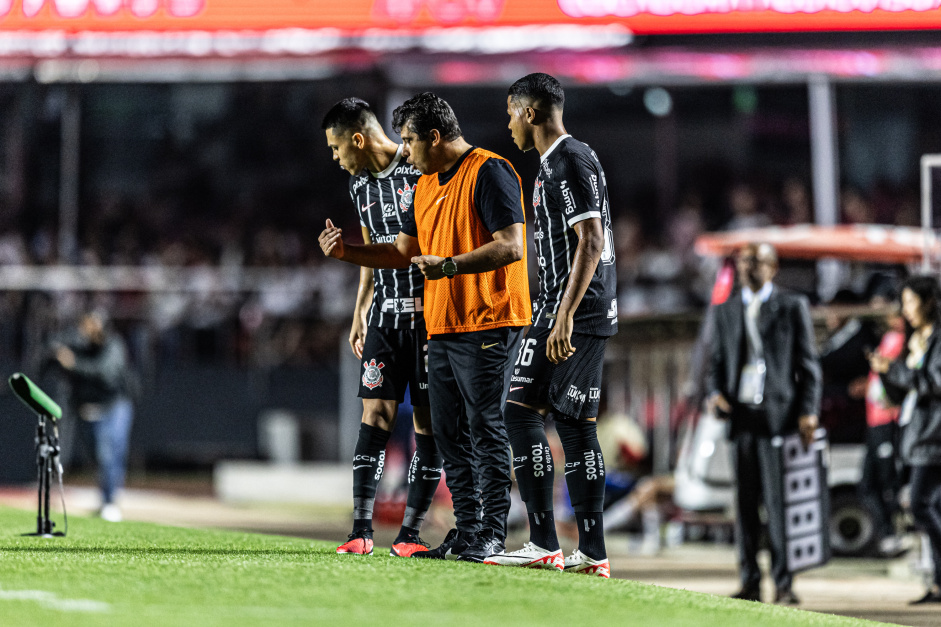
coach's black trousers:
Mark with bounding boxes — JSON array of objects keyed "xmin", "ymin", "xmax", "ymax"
[
  {"xmin": 909, "ymin": 465, "xmax": 941, "ymax": 587},
  {"xmin": 733, "ymin": 422, "xmax": 791, "ymax": 592},
  {"xmin": 428, "ymin": 326, "xmax": 520, "ymax": 541}
]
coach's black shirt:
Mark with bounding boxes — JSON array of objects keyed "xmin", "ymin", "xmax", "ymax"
[
  {"xmin": 531, "ymin": 135, "xmax": 617, "ymax": 337},
  {"xmin": 349, "ymin": 145, "xmax": 424, "ymax": 329}
]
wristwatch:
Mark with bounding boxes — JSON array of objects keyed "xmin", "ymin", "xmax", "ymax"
[{"xmin": 441, "ymin": 257, "xmax": 457, "ymax": 279}]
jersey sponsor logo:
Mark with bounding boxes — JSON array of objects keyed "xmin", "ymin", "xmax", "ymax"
[
  {"xmin": 397, "ymin": 181, "xmax": 416, "ymax": 212},
  {"xmin": 589, "ymin": 387, "xmax": 601, "ymax": 401},
  {"xmin": 567, "ymin": 384, "xmax": 586, "ymax": 404},
  {"xmin": 372, "ymin": 233, "xmax": 398, "ymax": 244},
  {"xmin": 381, "ymin": 297, "xmax": 423, "ymax": 313},
  {"xmin": 541, "ymin": 160, "xmax": 552, "ymax": 177},
  {"xmin": 589, "ymin": 173, "xmax": 599, "ymax": 204},
  {"xmin": 393, "ymin": 165, "xmax": 420, "ymax": 177},
  {"xmin": 435, "ymin": 194, "xmax": 449, "ymax": 205},
  {"xmin": 481, "ymin": 341, "xmax": 499, "ymax": 350},
  {"xmin": 382, "ymin": 203, "xmax": 396, "ymax": 217},
  {"xmin": 533, "ymin": 179, "xmax": 543, "ymax": 208},
  {"xmin": 560, "ymin": 180, "xmax": 576, "ymax": 215},
  {"xmin": 352, "ymin": 176, "xmax": 369, "ymax": 193},
  {"xmin": 361, "ymin": 201, "xmax": 376, "ymax": 212},
  {"xmin": 362, "ymin": 358, "xmax": 385, "ymax": 389},
  {"xmin": 607, "ymin": 299, "xmax": 618, "ymax": 320},
  {"xmin": 534, "ymin": 229, "xmax": 545, "ymax": 240},
  {"xmin": 509, "ymin": 386, "xmax": 525, "ymax": 392}
]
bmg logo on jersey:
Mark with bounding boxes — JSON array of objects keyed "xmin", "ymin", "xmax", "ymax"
[
  {"xmin": 560, "ymin": 180, "xmax": 576, "ymax": 215},
  {"xmin": 362, "ymin": 359, "xmax": 385, "ymax": 389}
]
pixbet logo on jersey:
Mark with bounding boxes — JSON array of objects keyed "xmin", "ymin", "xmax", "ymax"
[
  {"xmin": 362, "ymin": 359, "xmax": 385, "ymax": 389},
  {"xmin": 12, "ymin": 0, "xmax": 205, "ymax": 18}
]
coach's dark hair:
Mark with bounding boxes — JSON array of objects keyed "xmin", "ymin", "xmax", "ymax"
[
  {"xmin": 508, "ymin": 73, "xmax": 565, "ymax": 110},
  {"xmin": 392, "ymin": 92, "xmax": 462, "ymax": 141},
  {"xmin": 321, "ymin": 97, "xmax": 376, "ymax": 135},
  {"xmin": 902, "ymin": 275, "xmax": 941, "ymax": 326}
]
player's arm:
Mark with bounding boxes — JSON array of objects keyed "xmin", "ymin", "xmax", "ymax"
[
  {"xmin": 319, "ymin": 218, "xmax": 419, "ymax": 269},
  {"xmin": 413, "ymin": 158, "xmax": 524, "ymax": 280},
  {"xmin": 348, "ymin": 226, "xmax": 375, "ymax": 359},
  {"xmin": 547, "ymin": 217, "xmax": 604, "ymax": 363}
]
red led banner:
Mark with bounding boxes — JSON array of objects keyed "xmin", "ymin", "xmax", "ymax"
[{"xmin": 0, "ymin": 0, "xmax": 938, "ymax": 33}]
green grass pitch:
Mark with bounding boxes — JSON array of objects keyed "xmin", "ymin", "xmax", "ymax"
[{"xmin": 0, "ymin": 506, "xmax": 883, "ymax": 626}]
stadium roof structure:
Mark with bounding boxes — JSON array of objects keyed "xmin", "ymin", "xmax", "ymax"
[{"xmin": 2, "ymin": 0, "xmax": 941, "ymax": 83}]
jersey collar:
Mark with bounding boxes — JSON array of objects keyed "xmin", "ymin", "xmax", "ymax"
[
  {"xmin": 540, "ymin": 134, "xmax": 572, "ymax": 163},
  {"xmin": 371, "ymin": 145, "xmax": 404, "ymax": 179}
]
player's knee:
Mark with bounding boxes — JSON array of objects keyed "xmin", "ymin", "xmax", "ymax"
[
  {"xmin": 503, "ymin": 402, "xmax": 545, "ymax": 439},
  {"xmin": 362, "ymin": 402, "xmax": 396, "ymax": 431},
  {"xmin": 554, "ymin": 415, "xmax": 598, "ymax": 451}
]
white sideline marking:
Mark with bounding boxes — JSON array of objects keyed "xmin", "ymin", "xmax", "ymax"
[{"xmin": 0, "ymin": 586, "xmax": 110, "ymax": 613}]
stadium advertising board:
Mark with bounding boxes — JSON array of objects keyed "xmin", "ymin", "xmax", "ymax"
[{"xmin": 0, "ymin": 0, "xmax": 939, "ymax": 34}]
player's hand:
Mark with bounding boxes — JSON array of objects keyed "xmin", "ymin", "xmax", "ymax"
[
  {"xmin": 349, "ymin": 316, "xmax": 367, "ymax": 359},
  {"xmin": 546, "ymin": 315, "xmax": 576, "ymax": 364},
  {"xmin": 412, "ymin": 255, "xmax": 445, "ymax": 280},
  {"xmin": 798, "ymin": 414, "xmax": 819, "ymax": 449},
  {"xmin": 708, "ymin": 392, "xmax": 731, "ymax": 419},
  {"xmin": 319, "ymin": 219, "xmax": 345, "ymax": 259}
]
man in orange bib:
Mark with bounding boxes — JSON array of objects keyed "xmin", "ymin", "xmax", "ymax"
[{"xmin": 319, "ymin": 92, "xmax": 531, "ymax": 563}]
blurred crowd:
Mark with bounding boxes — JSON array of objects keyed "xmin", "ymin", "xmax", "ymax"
[{"xmin": 0, "ymin": 172, "xmax": 922, "ymax": 371}]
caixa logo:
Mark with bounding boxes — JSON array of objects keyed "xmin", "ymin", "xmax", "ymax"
[
  {"xmin": 7, "ymin": 0, "xmax": 205, "ymax": 19},
  {"xmin": 373, "ymin": 0, "xmax": 506, "ymax": 24}
]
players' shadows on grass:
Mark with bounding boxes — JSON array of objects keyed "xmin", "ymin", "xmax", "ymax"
[{"xmin": 0, "ymin": 547, "xmax": 315, "ymax": 558}]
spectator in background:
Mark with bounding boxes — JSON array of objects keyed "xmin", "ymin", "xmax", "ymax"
[
  {"xmin": 723, "ymin": 182, "xmax": 771, "ymax": 231},
  {"xmin": 841, "ymin": 186, "xmax": 875, "ymax": 225},
  {"xmin": 781, "ymin": 177, "xmax": 812, "ymax": 225},
  {"xmin": 862, "ymin": 297, "xmax": 905, "ymax": 557},
  {"xmin": 871, "ymin": 276, "xmax": 941, "ymax": 605},
  {"xmin": 48, "ymin": 311, "xmax": 136, "ymax": 523}
]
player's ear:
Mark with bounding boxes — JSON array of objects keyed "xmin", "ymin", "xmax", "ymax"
[
  {"xmin": 351, "ymin": 132, "xmax": 366, "ymax": 149},
  {"xmin": 429, "ymin": 128, "xmax": 442, "ymax": 146},
  {"xmin": 526, "ymin": 106, "xmax": 537, "ymax": 124}
]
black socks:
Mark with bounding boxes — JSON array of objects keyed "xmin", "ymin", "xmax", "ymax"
[
  {"xmin": 556, "ymin": 419, "xmax": 607, "ymax": 560},
  {"xmin": 351, "ymin": 422, "xmax": 391, "ymax": 534},
  {"xmin": 398, "ymin": 432, "xmax": 442, "ymax": 542}
]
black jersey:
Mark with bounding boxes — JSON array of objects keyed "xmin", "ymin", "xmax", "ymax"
[
  {"xmin": 531, "ymin": 135, "xmax": 617, "ymax": 337},
  {"xmin": 349, "ymin": 146, "xmax": 424, "ymax": 329}
]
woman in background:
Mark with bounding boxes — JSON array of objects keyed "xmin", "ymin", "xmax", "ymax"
[{"xmin": 871, "ymin": 276, "xmax": 941, "ymax": 604}]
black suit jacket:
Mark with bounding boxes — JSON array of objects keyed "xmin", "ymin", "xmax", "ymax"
[{"xmin": 707, "ymin": 286, "xmax": 822, "ymax": 438}]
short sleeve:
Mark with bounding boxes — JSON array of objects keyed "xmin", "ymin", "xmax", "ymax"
[
  {"xmin": 400, "ymin": 205, "xmax": 418, "ymax": 238},
  {"xmin": 473, "ymin": 158, "xmax": 525, "ymax": 234},
  {"xmin": 557, "ymin": 152, "xmax": 602, "ymax": 227}
]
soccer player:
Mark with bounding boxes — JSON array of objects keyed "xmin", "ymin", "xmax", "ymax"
[
  {"xmin": 321, "ymin": 98, "xmax": 442, "ymax": 558},
  {"xmin": 320, "ymin": 92, "xmax": 531, "ymax": 563},
  {"xmin": 484, "ymin": 74, "xmax": 617, "ymax": 577}
]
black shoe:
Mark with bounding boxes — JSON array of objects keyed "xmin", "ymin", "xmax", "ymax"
[
  {"xmin": 456, "ymin": 528, "xmax": 505, "ymax": 563},
  {"xmin": 730, "ymin": 586, "xmax": 761, "ymax": 602},
  {"xmin": 413, "ymin": 528, "xmax": 476, "ymax": 560},
  {"xmin": 909, "ymin": 589, "xmax": 941, "ymax": 605},
  {"xmin": 774, "ymin": 588, "xmax": 800, "ymax": 605}
]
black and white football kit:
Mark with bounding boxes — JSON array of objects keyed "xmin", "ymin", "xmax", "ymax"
[
  {"xmin": 507, "ymin": 135, "xmax": 617, "ymax": 419},
  {"xmin": 350, "ymin": 145, "xmax": 429, "ymax": 406}
]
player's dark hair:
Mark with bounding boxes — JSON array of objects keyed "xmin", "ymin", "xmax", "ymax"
[
  {"xmin": 391, "ymin": 92, "xmax": 462, "ymax": 141},
  {"xmin": 902, "ymin": 275, "xmax": 941, "ymax": 326},
  {"xmin": 321, "ymin": 97, "xmax": 376, "ymax": 135},
  {"xmin": 508, "ymin": 73, "xmax": 565, "ymax": 110}
]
